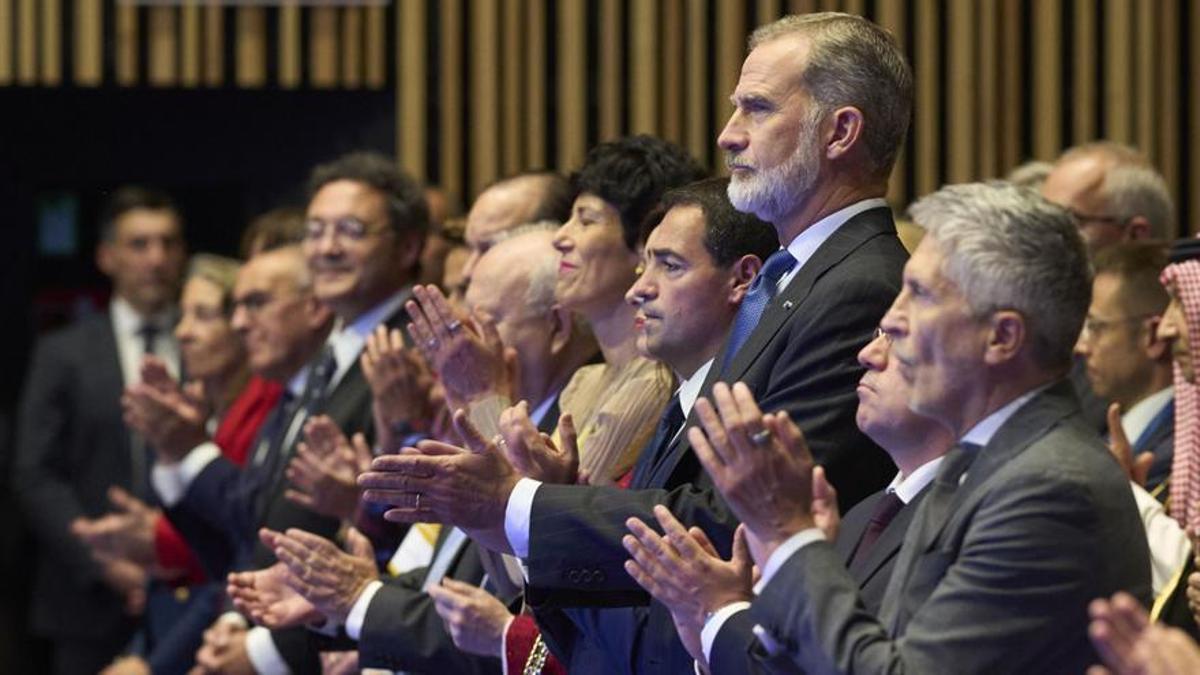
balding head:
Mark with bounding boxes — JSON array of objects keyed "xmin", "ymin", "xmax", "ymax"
[
  {"xmin": 1042, "ymin": 142, "xmax": 1174, "ymax": 254},
  {"xmin": 462, "ymin": 172, "xmax": 572, "ymax": 284}
]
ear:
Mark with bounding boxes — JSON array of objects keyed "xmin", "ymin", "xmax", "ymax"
[
  {"xmin": 1125, "ymin": 216, "xmax": 1151, "ymax": 241},
  {"xmin": 1143, "ymin": 316, "xmax": 1172, "ymax": 362},
  {"xmin": 397, "ymin": 232, "xmax": 425, "ymax": 273},
  {"xmin": 547, "ymin": 306, "xmax": 574, "ymax": 356},
  {"xmin": 727, "ymin": 255, "xmax": 762, "ymax": 306},
  {"xmin": 307, "ymin": 296, "xmax": 335, "ymax": 331},
  {"xmin": 825, "ymin": 106, "xmax": 866, "ymax": 162},
  {"xmin": 96, "ymin": 241, "xmax": 115, "ymax": 277},
  {"xmin": 983, "ymin": 310, "xmax": 1026, "ymax": 366}
]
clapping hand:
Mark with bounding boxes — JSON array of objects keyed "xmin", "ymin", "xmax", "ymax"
[
  {"xmin": 1088, "ymin": 591, "xmax": 1200, "ymax": 675},
  {"xmin": 122, "ymin": 356, "xmax": 209, "ymax": 463},
  {"xmin": 1105, "ymin": 403, "xmax": 1154, "ymax": 488},
  {"xmin": 498, "ymin": 402, "xmax": 580, "ymax": 484},
  {"xmin": 284, "ymin": 416, "xmax": 372, "ymax": 521},
  {"xmin": 259, "ymin": 527, "xmax": 377, "ymax": 625},
  {"xmin": 72, "ymin": 486, "xmax": 160, "ymax": 570},
  {"xmin": 226, "ymin": 560, "xmax": 322, "ymax": 629},
  {"xmin": 361, "ymin": 324, "xmax": 435, "ymax": 451},
  {"xmin": 427, "ymin": 578, "xmax": 515, "ymax": 658}
]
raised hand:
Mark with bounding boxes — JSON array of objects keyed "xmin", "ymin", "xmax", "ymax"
[
  {"xmin": 811, "ymin": 465, "xmax": 841, "ymax": 542},
  {"xmin": 261, "ymin": 527, "xmax": 377, "ymax": 624},
  {"xmin": 361, "ymin": 324, "xmax": 435, "ymax": 451},
  {"xmin": 192, "ymin": 616, "xmax": 253, "ymax": 675},
  {"xmin": 1105, "ymin": 402, "xmax": 1154, "ymax": 488},
  {"xmin": 71, "ymin": 486, "xmax": 160, "ymax": 569},
  {"xmin": 227, "ymin": 560, "xmax": 321, "ymax": 629},
  {"xmin": 689, "ymin": 382, "xmax": 817, "ymax": 566},
  {"xmin": 498, "ymin": 402, "xmax": 580, "ymax": 484},
  {"xmin": 427, "ymin": 578, "xmax": 515, "ymax": 657},
  {"xmin": 406, "ymin": 284, "xmax": 514, "ymax": 409},
  {"xmin": 122, "ymin": 358, "xmax": 210, "ymax": 463},
  {"xmin": 1088, "ymin": 591, "xmax": 1200, "ymax": 675},
  {"xmin": 359, "ymin": 409, "xmax": 518, "ymax": 554},
  {"xmin": 284, "ymin": 416, "xmax": 371, "ymax": 520}
]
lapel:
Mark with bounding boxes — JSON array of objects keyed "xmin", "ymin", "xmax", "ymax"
[
  {"xmin": 848, "ymin": 489, "xmax": 926, "ymax": 585},
  {"xmin": 93, "ymin": 313, "xmax": 129, "ymax": 424},
  {"xmin": 881, "ymin": 380, "xmax": 1078, "ymax": 632},
  {"xmin": 706, "ymin": 207, "xmax": 896, "ymax": 386},
  {"xmin": 1133, "ymin": 397, "xmax": 1174, "ymax": 453}
]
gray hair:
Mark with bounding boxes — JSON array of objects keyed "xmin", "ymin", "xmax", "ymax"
[
  {"xmin": 749, "ymin": 12, "xmax": 913, "ymax": 179},
  {"xmin": 1099, "ymin": 164, "xmax": 1176, "ymax": 240},
  {"xmin": 1005, "ymin": 160, "xmax": 1053, "ymax": 189},
  {"xmin": 523, "ymin": 248, "xmax": 559, "ymax": 316},
  {"xmin": 909, "ymin": 182, "xmax": 1091, "ymax": 369}
]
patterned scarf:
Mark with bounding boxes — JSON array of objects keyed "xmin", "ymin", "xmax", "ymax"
[{"xmin": 1160, "ymin": 259, "xmax": 1200, "ymax": 531}]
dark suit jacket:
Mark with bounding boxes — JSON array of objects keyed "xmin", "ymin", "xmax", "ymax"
[
  {"xmin": 751, "ymin": 381, "xmax": 1151, "ymax": 675},
  {"xmin": 13, "ymin": 312, "xmax": 139, "ymax": 644},
  {"xmin": 709, "ymin": 486, "xmax": 927, "ymax": 675},
  {"xmin": 526, "ymin": 207, "xmax": 904, "ymax": 674}
]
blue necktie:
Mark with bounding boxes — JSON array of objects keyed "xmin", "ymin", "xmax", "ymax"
[{"xmin": 723, "ymin": 249, "xmax": 797, "ymax": 370}]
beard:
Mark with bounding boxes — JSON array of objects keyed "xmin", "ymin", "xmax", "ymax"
[{"xmin": 726, "ymin": 113, "xmax": 823, "ymax": 224}]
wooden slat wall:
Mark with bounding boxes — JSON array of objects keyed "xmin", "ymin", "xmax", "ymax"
[{"xmin": 5, "ymin": 2, "xmax": 1197, "ymax": 234}]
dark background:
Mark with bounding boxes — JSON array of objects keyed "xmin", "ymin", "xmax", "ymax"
[{"xmin": 0, "ymin": 83, "xmax": 394, "ymax": 670}]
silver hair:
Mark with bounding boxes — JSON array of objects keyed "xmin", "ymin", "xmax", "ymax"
[
  {"xmin": 523, "ymin": 248, "xmax": 560, "ymax": 316},
  {"xmin": 749, "ymin": 12, "xmax": 913, "ymax": 179},
  {"xmin": 1098, "ymin": 164, "xmax": 1176, "ymax": 240},
  {"xmin": 909, "ymin": 181, "xmax": 1091, "ymax": 369},
  {"xmin": 1005, "ymin": 160, "xmax": 1053, "ymax": 189}
]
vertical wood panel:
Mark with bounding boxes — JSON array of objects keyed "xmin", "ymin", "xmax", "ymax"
[
  {"xmin": 471, "ymin": 0, "xmax": 500, "ymax": 195},
  {"xmin": 341, "ymin": 6, "xmax": 363, "ymax": 89},
  {"xmin": 501, "ymin": 0, "xmax": 524, "ymax": 174},
  {"xmin": 525, "ymin": 0, "xmax": 547, "ymax": 167},
  {"xmin": 0, "ymin": 0, "xmax": 11, "ymax": 85},
  {"xmin": 203, "ymin": 2, "xmax": 223, "ymax": 87},
  {"xmin": 1134, "ymin": 0, "xmax": 1155, "ymax": 161},
  {"xmin": 556, "ymin": 0, "xmax": 587, "ymax": 171},
  {"xmin": 365, "ymin": 4, "xmax": 386, "ymax": 89},
  {"xmin": 115, "ymin": 1, "xmax": 137, "ymax": 86},
  {"xmin": 843, "ymin": 0, "xmax": 866, "ymax": 16},
  {"xmin": 1072, "ymin": 0, "xmax": 1097, "ymax": 143},
  {"xmin": 661, "ymin": 0, "xmax": 685, "ymax": 144},
  {"xmin": 999, "ymin": 0, "xmax": 1022, "ymax": 170},
  {"xmin": 1158, "ymin": 0, "xmax": 1180, "ymax": 208},
  {"xmin": 236, "ymin": 7, "xmax": 266, "ymax": 88},
  {"xmin": 977, "ymin": 0, "xmax": 999, "ymax": 178},
  {"xmin": 714, "ymin": 0, "xmax": 745, "ymax": 177},
  {"xmin": 685, "ymin": 0, "xmax": 708, "ymax": 164},
  {"xmin": 181, "ymin": 3, "xmax": 201, "ymax": 88},
  {"xmin": 1032, "ymin": 0, "xmax": 1061, "ymax": 159},
  {"xmin": 1103, "ymin": 0, "xmax": 1132, "ymax": 142},
  {"xmin": 598, "ymin": 0, "xmax": 622, "ymax": 140},
  {"xmin": 630, "ymin": 0, "xmax": 658, "ymax": 135},
  {"xmin": 876, "ymin": 0, "xmax": 905, "ymax": 205},
  {"xmin": 757, "ymin": 0, "xmax": 781, "ymax": 23},
  {"xmin": 17, "ymin": 0, "xmax": 36, "ymax": 85},
  {"xmin": 913, "ymin": 0, "xmax": 939, "ymax": 194},
  {"xmin": 946, "ymin": 0, "xmax": 975, "ymax": 183},
  {"xmin": 279, "ymin": 2, "xmax": 301, "ymax": 89},
  {"xmin": 789, "ymin": 0, "xmax": 818, "ymax": 14},
  {"xmin": 398, "ymin": 0, "xmax": 426, "ymax": 181},
  {"xmin": 440, "ymin": 0, "xmax": 464, "ymax": 207},
  {"xmin": 72, "ymin": 0, "xmax": 102, "ymax": 86},
  {"xmin": 148, "ymin": 7, "xmax": 177, "ymax": 87},
  {"xmin": 309, "ymin": 6, "xmax": 338, "ymax": 88},
  {"xmin": 40, "ymin": 0, "xmax": 61, "ymax": 85}
]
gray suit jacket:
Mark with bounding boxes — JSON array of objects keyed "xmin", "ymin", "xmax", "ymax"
[{"xmin": 750, "ymin": 380, "xmax": 1151, "ymax": 675}]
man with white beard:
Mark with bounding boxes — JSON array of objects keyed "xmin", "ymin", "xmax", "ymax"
[{"xmin": 357, "ymin": 12, "xmax": 911, "ymax": 673}]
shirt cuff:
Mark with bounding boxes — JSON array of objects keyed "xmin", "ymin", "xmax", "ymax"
[
  {"xmin": 753, "ymin": 528, "xmax": 825, "ymax": 594},
  {"xmin": 504, "ymin": 478, "xmax": 542, "ymax": 559},
  {"xmin": 151, "ymin": 441, "xmax": 221, "ymax": 506},
  {"xmin": 701, "ymin": 602, "xmax": 751, "ymax": 665},
  {"xmin": 345, "ymin": 580, "xmax": 384, "ymax": 641},
  {"xmin": 245, "ymin": 626, "xmax": 291, "ymax": 675}
]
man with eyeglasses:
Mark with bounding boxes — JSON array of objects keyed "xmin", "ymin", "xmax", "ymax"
[{"xmin": 1075, "ymin": 242, "xmax": 1174, "ymax": 494}]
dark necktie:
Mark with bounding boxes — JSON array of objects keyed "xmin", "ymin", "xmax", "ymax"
[
  {"xmin": 137, "ymin": 322, "xmax": 159, "ymax": 355},
  {"xmin": 849, "ymin": 490, "xmax": 905, "ymax": 568},
  {"xmin": 299, "ymin": 345, "xmax": 338, "ymax": 416},
  {"xmin": 722, "ymin": 249, "xmax": 797, "ymax": 371},
  {"xmin": 630, "ymin": 394, "xmax": 685, "ymax": 490}
]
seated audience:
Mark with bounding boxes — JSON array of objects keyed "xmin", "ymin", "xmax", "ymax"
[{"xmin": 681, "ymin": 182, "xmax": 1149, "ymax": 673}]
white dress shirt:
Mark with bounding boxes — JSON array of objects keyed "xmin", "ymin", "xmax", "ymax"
[
  {"xmin": 1121, "ymin": 386, "xmax": 1173, "ymax": 446},
  {"xmin": 110, "ymin": 296, "xmax": 180, "ymax": 386}
]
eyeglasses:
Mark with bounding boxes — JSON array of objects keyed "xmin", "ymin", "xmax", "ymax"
[
  {"xmin": 304, "ymin": 217, "xmax": 391, "ymax": 243},
  {"xmin": 873, "ymin": 326, "xmax": 893, "ymax": 343},
  {"xmin": 1080, "ymin": 313, "xmax": 1157, "ymax": 340}
]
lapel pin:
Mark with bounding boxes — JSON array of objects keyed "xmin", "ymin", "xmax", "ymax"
[{"xmin": 783, "ymin": 300, "xmax": 795, "ymax": 310}]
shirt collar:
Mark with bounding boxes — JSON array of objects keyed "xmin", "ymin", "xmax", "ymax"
[
  {"xmin": 678, "ymin": 358, "xmax": 715, "ymax": 416},
  {"xmin": 960, "ymin": 384, "xmax": 1049, "ymax": 448},
  {"xmin": 284, "ymin": 367, "xmax": 307, "ymax": 399},
  {"xmin": 326, "ymin": 288, "xmax": 411, "ymax": 383},
  {"xmin": 885, "ymin": 455, "xmax": 945, "ymax": 504},
  {"xmin": 111, "ymin": 296, "xmax": 176, "ymax": 335},
  {"xmin": 1121, "ymin": 386, "xmax": 1174, "ymax": 443},
  {"xmin": 782, "ymin": 198, "xmax": 890, "ymax": 273}
]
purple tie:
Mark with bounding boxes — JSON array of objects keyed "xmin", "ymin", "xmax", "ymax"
[{"xmin": 850, "ymin": 491, "xmax": 905, "ymax": 567}]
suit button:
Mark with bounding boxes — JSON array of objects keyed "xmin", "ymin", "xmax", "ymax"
[
  {"xmin": 568, "ymin": 570, "xmax": 582, "ymax": 584},
  {"xmin": 595, "ymin": 570, "xmax": 606, "ymax": 583}
]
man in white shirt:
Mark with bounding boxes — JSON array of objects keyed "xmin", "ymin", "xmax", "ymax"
[
  {"xmin": 687, "ymin": 181, "xmax": 1150, "ymax": 674},
  {"xmin": 1075, "ymin": 242, "xmax": 1174, "ymax": 492},
  {"xmin": 14, "ymin": 186, "xmax": 186, "ymax": 674}
]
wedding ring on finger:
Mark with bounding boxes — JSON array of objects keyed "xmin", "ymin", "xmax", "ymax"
[
  {"xmin": 426, "ymin": 338, "xmax": 439, "ymax": 350},
  {"xmin": 414, "ymin": 492, "xmax": 422, "ymax": 510},
  {"xmin": 751, "ymin": 429, "xmax": 772, "ymax": 446},
  {"xmin": 447, "ymin": 319, "xmax": 463, "ymax": 334}
]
